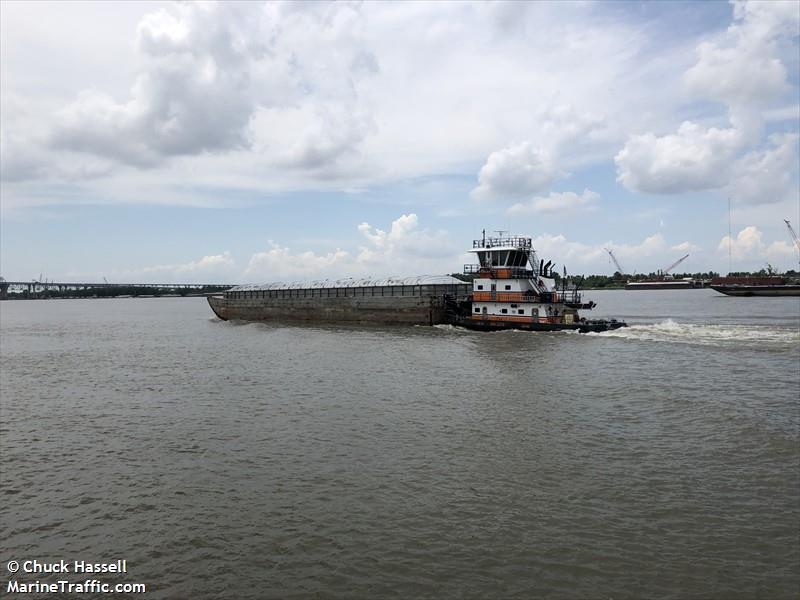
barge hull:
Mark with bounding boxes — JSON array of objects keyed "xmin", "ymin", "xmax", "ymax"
[
  {"xmin": 625, "ymin": 282, "xmax": 699, "ymax": 290},
  {"xmin": 710, "ymin": 284, "xmax": 800, "ymax": 297},
  {"xmin": 208, "ymin": 294, "xmax": 453, "ymax": 325}
]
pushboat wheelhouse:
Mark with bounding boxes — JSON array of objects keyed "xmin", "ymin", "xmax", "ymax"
[{"xmin": 445, "ymin": 232, "xmax": 625, "ymax": 333}]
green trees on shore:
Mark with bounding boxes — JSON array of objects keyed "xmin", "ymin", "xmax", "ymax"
[
  {"xmin": 5, "ymin": 285, "xmax": 230, "ymax": 300},
  {"xmin": 452, "ymin": 269, "xmax": 798, "ymax": 289}
]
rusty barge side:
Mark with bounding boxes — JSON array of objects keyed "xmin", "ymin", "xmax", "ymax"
[{"xmin": 208, "ymin": 280, "xmax": 472, "ymax": 325}]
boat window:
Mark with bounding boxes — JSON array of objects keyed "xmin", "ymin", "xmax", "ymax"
[
  {"xmin": 518, "ymin": 309, "xmax": 525, "ymax": 314},
  {"xmin": 491, "ymin": 284, "xmax": 496, "ymax": 291},
  {"xmin": 501, "ymin": 308, "xmax": 508, "ymax": 314},
  {"xmin": 504, "ymin": 284, "xmax": 511, "ymax": 290},
  {"xmin": 474, "ymin": 307, "xmax": 480, "ymax": 313},
  {"xmin": 477, "ymin": 285, "xmax": 483, "ymax": 290},
  {"xmin": 532, "ymin": 308, "xmax": 539, "ymax": 317}
]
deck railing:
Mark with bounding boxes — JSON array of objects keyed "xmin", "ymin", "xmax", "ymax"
[
  {"xmin": 472, "ymin": 236, "xmax": 532, "ymax": 249},
  {"xmin": 463, "ymin": 265, "xmax": 534, "ymax": 279}
]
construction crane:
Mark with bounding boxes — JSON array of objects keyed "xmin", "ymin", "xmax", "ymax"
[
  {"xmin": 785, "ymin": 219, "xmax": 800, "ymax": 269},
  {"xmin": 659, "ymin": 254, "xmax": 689, "ymax": 278},
  {"xmin": 604, "ymin": 248, "xmax": 625, "ymax": 275}
]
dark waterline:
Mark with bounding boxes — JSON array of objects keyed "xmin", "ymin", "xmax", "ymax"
[{"xmin": 2, "ymin": 290, "xmax": 799, "ymax": 599}]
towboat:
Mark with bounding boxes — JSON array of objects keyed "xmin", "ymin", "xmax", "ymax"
[
  {"xmin": 207, "ymin": 231, "xmax": 627, "ymax": 332},
  {"xmin": 443, "ymin": 232, "xmax": 626, "ymax": 333}
]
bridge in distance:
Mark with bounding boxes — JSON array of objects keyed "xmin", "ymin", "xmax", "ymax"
[{"xmin": 0, "ymin": 279, "xmax": 232, "ymax": 299}]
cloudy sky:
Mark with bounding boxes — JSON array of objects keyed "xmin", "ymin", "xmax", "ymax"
[{"xmin": 1, "ymin": 0, "xmax": 798, "ymax": 283}]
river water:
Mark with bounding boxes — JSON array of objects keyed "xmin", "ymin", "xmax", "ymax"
[{"xmin": 1, "ymin": 289, "xmax": 798, "ymax": 599}]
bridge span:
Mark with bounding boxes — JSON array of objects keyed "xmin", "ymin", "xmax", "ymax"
[{"xmin": 0, "ymin": 279, "xmax": 233, "ymax": 300}]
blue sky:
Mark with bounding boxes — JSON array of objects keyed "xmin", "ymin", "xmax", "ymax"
[{"xmin": 1, "ymin": 0, "xmax": 798, "ymax": 283}]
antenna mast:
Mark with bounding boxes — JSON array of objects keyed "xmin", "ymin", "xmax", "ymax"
[{"xmin": 728, "ymin": 197, "xmax": 732, "ymax": 275}]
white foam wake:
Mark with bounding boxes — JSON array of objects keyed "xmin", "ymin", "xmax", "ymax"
[{"xmin": 592, "ymin": 319, "xmax": 799, "ymax": 348}]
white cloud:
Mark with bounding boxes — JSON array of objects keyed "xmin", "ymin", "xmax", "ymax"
[
  {"xmin": 14, "ymin": 1, "xmax": 379, "ymax": 178},
  {"xmin": 530, "ymin": 232, "xmax": 669, "ymax": 273},
  {"xmin": 765, "ymin": 240, "xmax": 797, "ymax": 262},
  {"xmin": 507, "ymin": 189, "xmax": 599, "ymax": 215},
  {"xmin": 718, "ymin": 225, "xmax": 758, "ymax": 258},
  {"xmin": 471, "ymin": 142, "xmax": 559, "ymax": 201},
  {"xmin": 728, "ymin": 133, "xmax": 799, "ymax": 205},
  {"xmin": 717, "ymin": 225, "xmax": 796, "ymax": 261},
  {"xmin": 113, "ymin": 251, "xmax": 237, "ymax": 283},
  {"xmin": 1, "ymin": 0, "xmax": 797, "ymax": 222},
  {"xmin": 242, "ymin": 214, "xmax": 458, "ymax": 281},
  {"xmin": 615, "ymin": 122, "xmax": 742, "ymax": 194},
  {"xmin": 48, "ymin": 3, "xmax": 266, "ymax": 167},
  {"xmin": 537, "ymin": 104, "xmax": 613, "ymax": 156},
  {"xmin": 671, "ymin": 241, "xmax": 701, "ymax": 253},
  {"xmin": 356, "ymin": 213, "xmax": 455, "ymax": 264},
  {"xmin": 0, "ymin": 0, "xmax": 713, "ymax": 204},
  {"xmin": 244, "ymin": 243, "xmax": 350, "ymax": 280},
  {"xmin": 522, "ymin": 231, "xmax": 711, "ymax": 275},
  {"xmin": 471, "ymin": 105, "xmax": 612, "ymax": 203},
  {"xmin": 277, "ymin": 105, "xmax": 376, "ymax": 175},
  {"xmin": 684, "ymin": 0, "xmax": 798, "ymax": 109},
  {"xmin": 615, "ymin": 0, "xmax": 798, "ymax": 198}
]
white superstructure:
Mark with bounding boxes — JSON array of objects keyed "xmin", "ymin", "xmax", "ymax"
[{"xmin": 465, "ymin": 232, "xmax": 584, "ymax": 325}]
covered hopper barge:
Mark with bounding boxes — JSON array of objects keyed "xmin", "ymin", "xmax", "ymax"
[{"xmin": 208, "ymin": 276, "xmax": 470, "ymax": 325}]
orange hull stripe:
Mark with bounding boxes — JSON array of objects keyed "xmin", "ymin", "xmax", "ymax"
[
  {"xmin": 470, "ymin": 314, "xmax": 547, "ymax": 323},
  {"xmin": 473, "ymin": 292, "xmax": 531, "ymax": 302}
]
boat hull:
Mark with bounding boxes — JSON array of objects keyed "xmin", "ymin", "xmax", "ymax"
[
  {"xmin": 710, "ymin": 284, "xmax": 800, "ymax": 297},
  {"xmin": 450, "ymin": 316, "xmax": 626, "ymax": 333}
]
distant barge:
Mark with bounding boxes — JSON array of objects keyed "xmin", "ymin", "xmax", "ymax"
[
  {"xmin": 625, "ymin": 279, "xmax": 703, "ymax": 290},
  {"xmin": 208, "ymin": 232, "xmax": 626, "ymax": 333},
  {"xmin": 710, "ymin": 276, "xmax": 800, "ymax": 297}
]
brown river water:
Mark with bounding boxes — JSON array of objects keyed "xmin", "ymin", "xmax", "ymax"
[{"xmin": 1, "ymin": 289, "xmax": 798, "ymax": 599}]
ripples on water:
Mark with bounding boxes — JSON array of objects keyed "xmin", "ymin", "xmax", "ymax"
[{"xmin": 1, "ymin": 290, "xmax": 798, "ymax": 599}]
